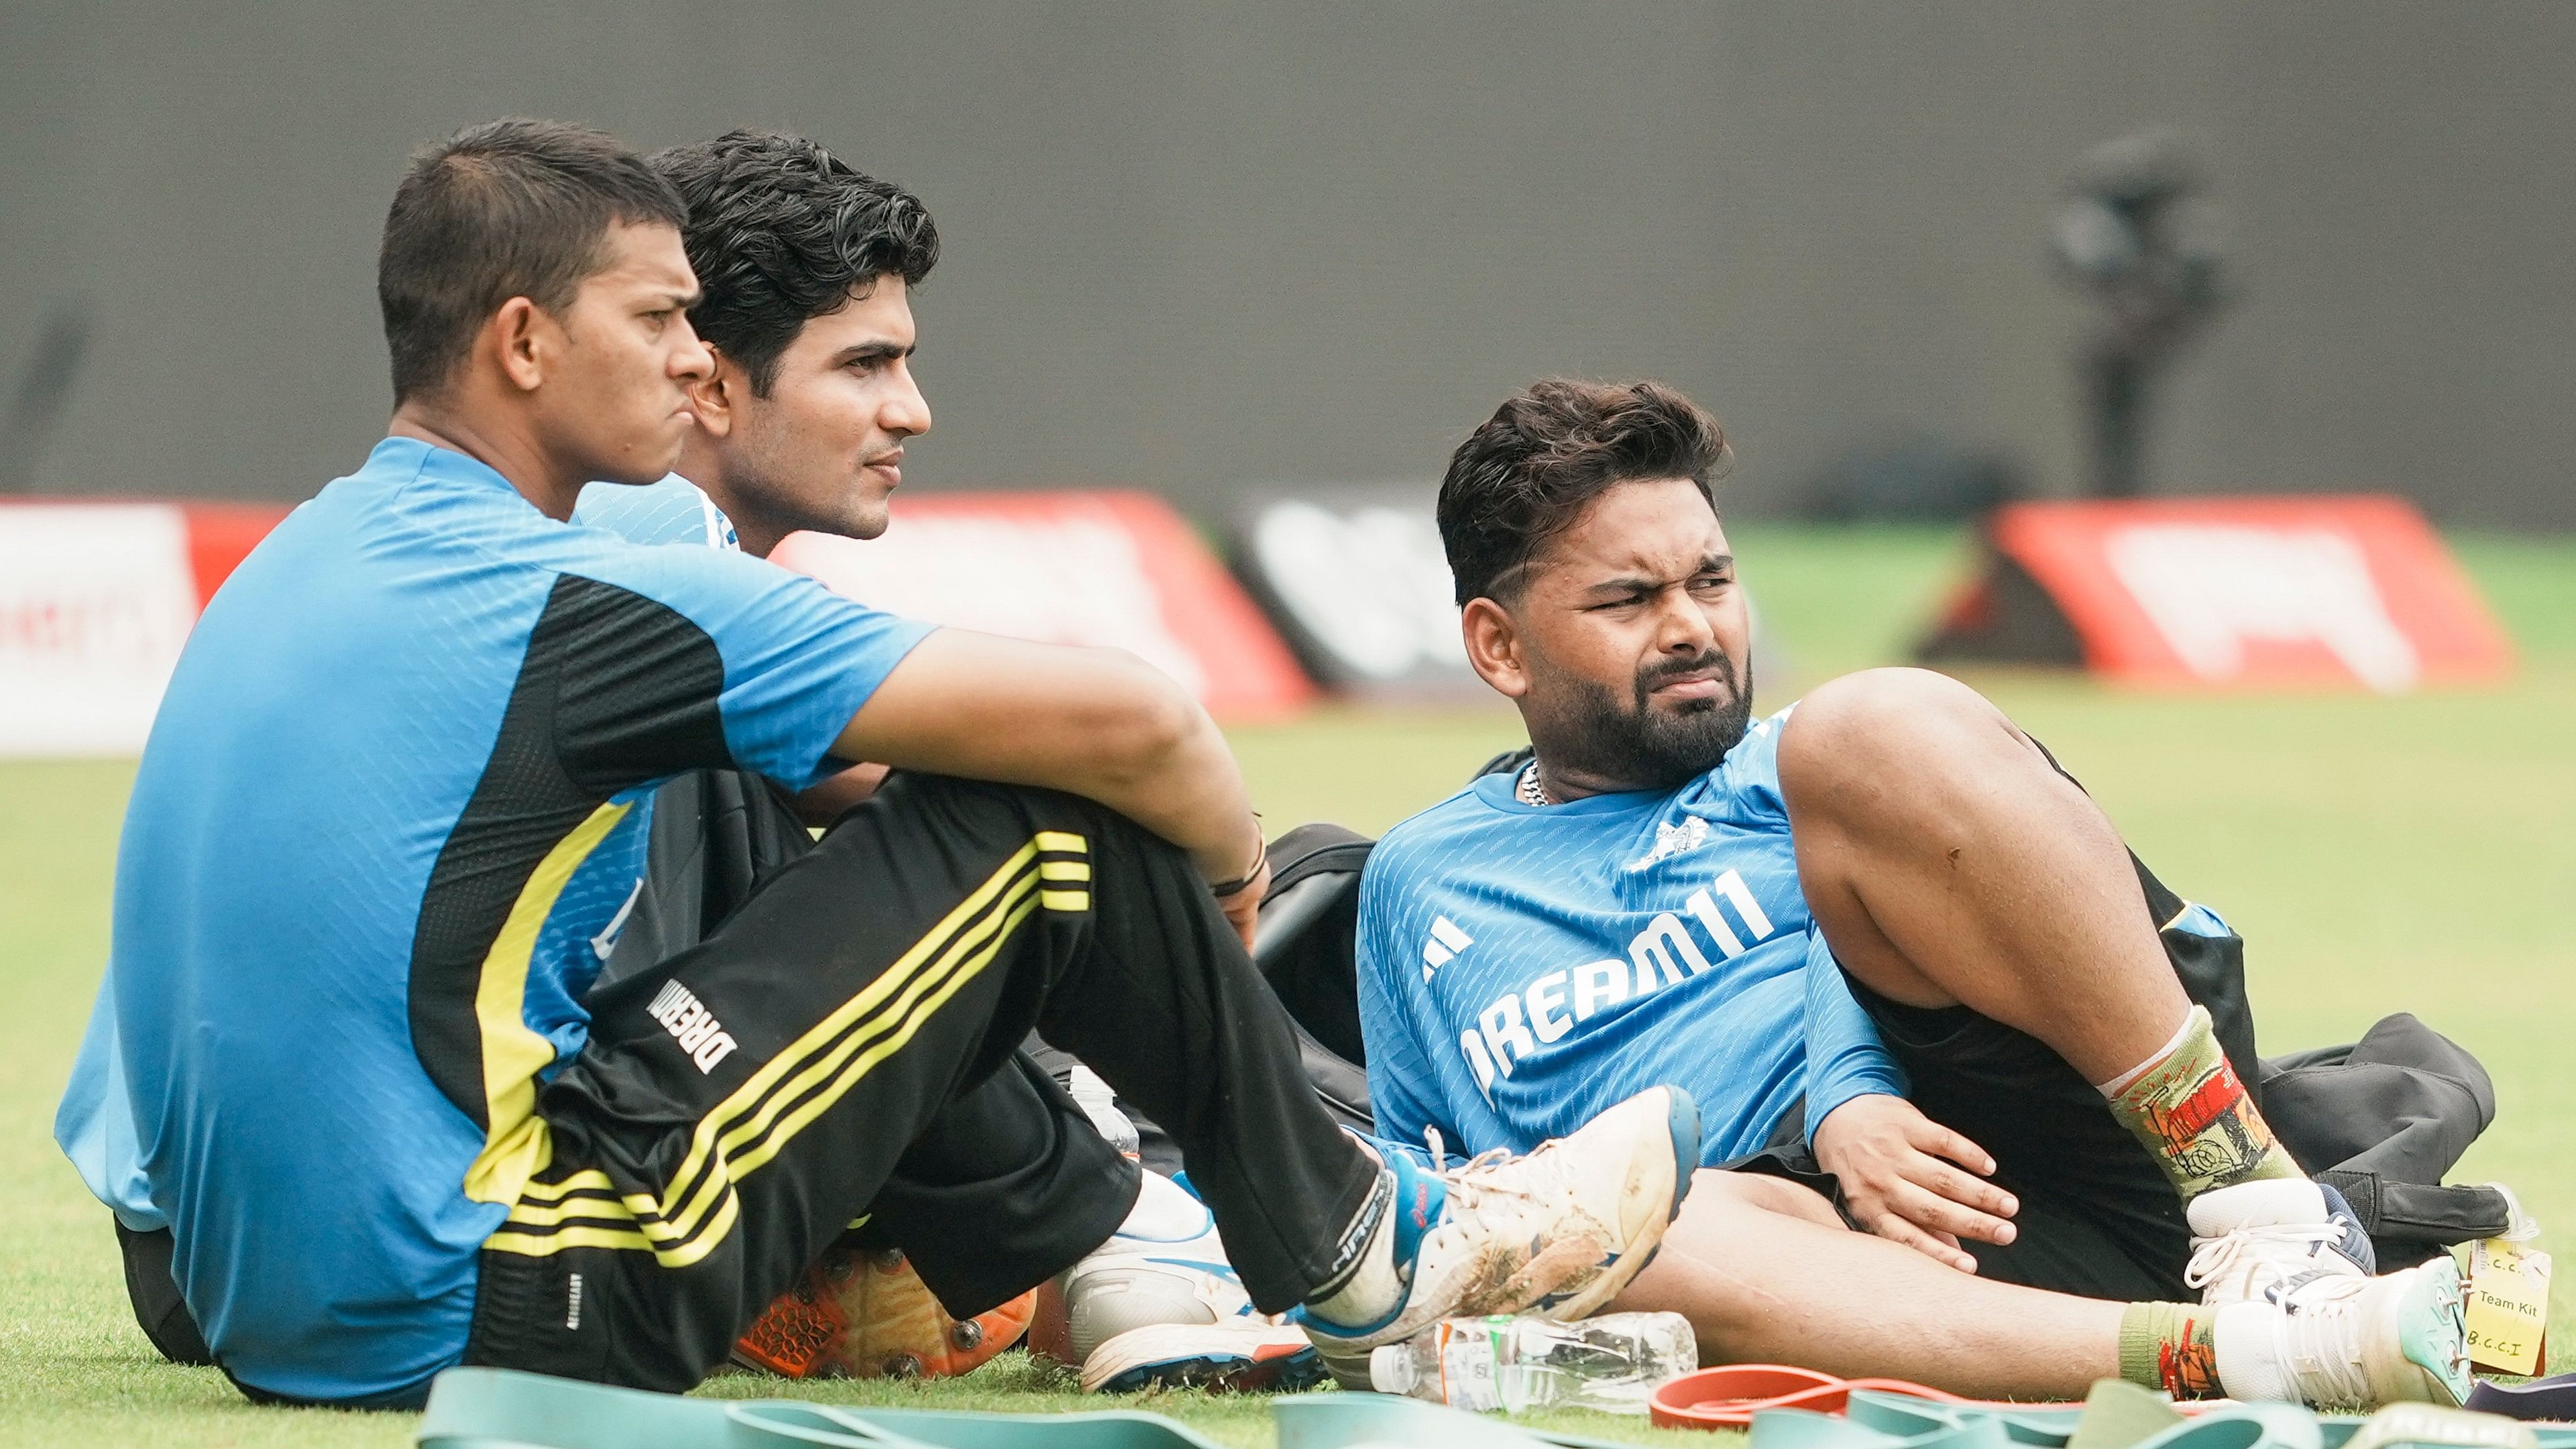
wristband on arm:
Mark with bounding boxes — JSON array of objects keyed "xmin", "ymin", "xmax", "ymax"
[{"xmin": 1207, "ymin": 831, "xmax": 1268, "ymax": 898}]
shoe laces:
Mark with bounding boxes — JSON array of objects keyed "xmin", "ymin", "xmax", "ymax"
[
  {"xmin": 2185, "ymin": 1221, "xmax": 2349, "ymax": 1293},
  {"xmin": 1416, "ymin": 1126, "xmax": 1547, "ymax": 1221},
  {"xmin": 2267, "ymin": 1271, "xmax": 2375, "ymax": 1407}
]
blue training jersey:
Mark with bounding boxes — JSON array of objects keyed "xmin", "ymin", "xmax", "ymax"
[
  {"xmin": 53, "ymin": 473, "xmax": 743, "ymax": 1240},
  {"xmin": 573, "ymin": 473, "xmax": 740, "ymax": 550},
  {"xmin": 87, "ymin": 438, "xmax": 929, "ymax": 1403},
  {"xmin": 1355, "ymin": 705, "xmax": 1906, "ymax": 1167}
]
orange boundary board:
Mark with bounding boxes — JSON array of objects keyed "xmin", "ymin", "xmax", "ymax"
[{"xmin": 1919, "ymin": 496, "xmax": 2513, "ymax": 691}]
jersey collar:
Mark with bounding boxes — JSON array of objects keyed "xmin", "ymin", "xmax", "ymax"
[{"xmin": 1469, "ymin": 770, "xmax": 1665, "ymax": 816}]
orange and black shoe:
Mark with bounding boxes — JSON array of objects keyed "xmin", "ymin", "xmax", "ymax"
[{"xmin": 734, "ymin": 1243, "xmax": 1035, "ymax": 1381}]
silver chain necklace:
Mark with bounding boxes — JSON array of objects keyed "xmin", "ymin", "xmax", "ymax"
[{"xmin": 1516, "ymin": 762, "xmax": 1553, "ymax": 807}]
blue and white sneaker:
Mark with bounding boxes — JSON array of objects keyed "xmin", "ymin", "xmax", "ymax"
[
  {"xmin": 2186, "ymin": 1179, "xmax": 2375, "ymax": 1306},
  {"xmin": 1080, "ymin": 1320, "xmax": 1327, "ymax": 1394},
  {"xmin": 2213, "ymin": 1257, "xmax": 2471, "ymax": 1407},
  {"xmin": 1052, "ymin": 1170, "xmax": 1326, "ymax": 1393},
  {"xmin": 1298, "ymin": 1085, "xmax": 1700, "ymax": 1363}
]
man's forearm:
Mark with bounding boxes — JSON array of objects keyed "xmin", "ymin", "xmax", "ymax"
[
  {"xmin": 1096, "ymin": 703, "xmax": 1264, "ymax": 884},
  {"xmin": 834, "ymin": 630, "xmax": 1262, "ymax": 886}
]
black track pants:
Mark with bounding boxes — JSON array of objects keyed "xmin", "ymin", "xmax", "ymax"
[{"xmin": 462, "ymin": 771, "xmax": 1379, "ymax": 1392}]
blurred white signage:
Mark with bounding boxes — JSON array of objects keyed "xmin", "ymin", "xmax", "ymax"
[
  {"xmin": 2106, "ymin": 524, "xmax": 2420, "ymax": 693},
  {"xmin": 809, "ymin": 505, "xmax": 1207, "ymax": 692},
  {"xmin": 770, "ymin": 490, "xmax": 1316, "ymax": 721},
  {"xmin": 1235, "ymin": 491, "xmax": 1482, "ymax": 695},
  {"xmin": 0, "ymin": 504, "xmax": 200, "ymax": 756}
]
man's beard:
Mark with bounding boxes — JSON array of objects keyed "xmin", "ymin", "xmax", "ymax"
[{"xmin": 1546, "ymin": 647, "xmax": 1754, "ymax": 793}]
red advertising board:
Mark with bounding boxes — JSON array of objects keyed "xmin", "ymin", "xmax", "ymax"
[
  {"xmin": 771, "ymin": 490, "xmax": 1317, "ymax": 721},
  {"xmin": 0, "ymin": 501, "xmax": 290, "ymax": 756},
  {"xmin": 0, "ymin": 488, "xmax": 1312, "ymax": 756},
  {"xmin": 1922, "ymin": 496, "xmax": 2512, "ymax": 691}
]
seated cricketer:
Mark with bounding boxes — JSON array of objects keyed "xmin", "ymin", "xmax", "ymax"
[
  {"xmin": 62, "ymin": 126, "xmax": 1309, "ymax": 1394},
  {"xmin": 60, "ymin": 119, "xmax": 1695, "ymax": 1408},
  {"xmin": 572, "ymin": 127, "xmax": 1318, "ymax": 1389},
  {"xmin": 1351, "ymin": 378, "xmax": 2471, "ymax": 1407}
]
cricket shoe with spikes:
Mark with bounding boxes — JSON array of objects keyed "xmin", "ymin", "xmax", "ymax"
[
  {"xmin": 2214, "ymin": 1257, "xmax": 2472, "ymax": 1409},
  {"xmin": 1080, "ymin": 1321, "xmax": 1327, "ymax": 1394},
  {"xmin": 1296, "ymin": 1085, "xmax": 1700, "ymax": 1365},
  {"xmin": 2186, "ymin": 1178, "xmax": 2375, "ymax": 1306},
  {"xmin": 1032, "ymin": 1170, "xmax": 1328, "ymax": 1393}
]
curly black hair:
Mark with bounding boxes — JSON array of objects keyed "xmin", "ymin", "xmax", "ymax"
[
  {"xmin": 1437, "ymin": 379, "xmax": 1730, "ymax": 605},
  {"xmin": 650, "ymin": 129, "xmax": 940, "ymax": 394}
]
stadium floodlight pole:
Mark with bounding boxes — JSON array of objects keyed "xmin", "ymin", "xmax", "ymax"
[
  {"xmin": 0, "ymin": 302, "xmax": 91, "ymax": 494},
  {"xmin": 2050, "ymin": 130, "xmax": 2229, "ymax": 499}
]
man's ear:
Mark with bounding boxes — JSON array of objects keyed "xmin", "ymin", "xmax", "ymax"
[
  {"xmin": 1461, "ymin": 596, "xmax": 1532, "ymax": 700},
  {"xmin": 684, "ymin": 349, "xmax": 742, "ymax": 439},
  {"xmin": 486, "ymin": 296, "xmax": 549, "ymax": 394}
]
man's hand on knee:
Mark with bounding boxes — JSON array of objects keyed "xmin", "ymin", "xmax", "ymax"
[{"xmin": 1811, "ymin": 1094, "xmax": 2017, "ymax": 1273}]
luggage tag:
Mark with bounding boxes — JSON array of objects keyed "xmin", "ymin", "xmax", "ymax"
[{"xmin": 2467, "ymin": 1185, "xmax": 2551, "ymax": 1377}]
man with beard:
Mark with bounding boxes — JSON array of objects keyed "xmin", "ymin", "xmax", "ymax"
[{"xmin": 1349, "ymin": 378, "xmax": 2470, "ymax": 1407}]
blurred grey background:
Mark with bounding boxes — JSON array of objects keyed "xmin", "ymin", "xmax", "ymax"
[{"xmin": 3, "ymin": 2, "xmax": 2570, "ymax": 523}]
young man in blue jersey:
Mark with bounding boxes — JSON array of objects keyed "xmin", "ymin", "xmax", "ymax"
[
  {"xmin": 571, "ymin": 129, "xmax": 1329, "ymax": 1391},
  {"xmin": 64, "ymin": 120, "xmax": 1701, "ymax": 1407},
  {"xmin": 1353, "ymin": 379, "xmax": 2470, "ymax": 1407}
]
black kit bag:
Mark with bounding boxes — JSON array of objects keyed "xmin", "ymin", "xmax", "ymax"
[{"xmin": 1243, "ymin": 747, "xmax": 2512, "ymax": 1268}]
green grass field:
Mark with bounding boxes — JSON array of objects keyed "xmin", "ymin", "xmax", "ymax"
[{"xmin": 4, "ymin": 525, "xmax": 2569, "ymax": 1448}]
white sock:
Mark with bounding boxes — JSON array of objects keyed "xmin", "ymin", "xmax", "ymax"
[{"xmin": 1304, "ymin": 1173, "xmax": 1406, "ymax": 1326}]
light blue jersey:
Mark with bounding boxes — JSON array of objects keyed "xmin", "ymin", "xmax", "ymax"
[
  {"xmin": 1355, "ymin": 706, "xmax": 1905, "ymax": 1166},
  {"xmin": 573, "ymin": 473, "xmax": 739, "ymax": 550},
  {"xmin": 64, "ymin": 441, "xmax": 926, "ymax": 1403},
  {"xmin": 55, "ymin": 475, "xmax": 743, "ymax": 1241}
]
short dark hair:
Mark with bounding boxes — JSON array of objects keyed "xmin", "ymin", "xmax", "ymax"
[
  {"xmin": 650, "ymin": 129, "xmax": 940, "ymax": 395},
  {"xmin": 1437, "ymin": 379, "xmax": 1730, "ymax": 605},
  {"xmin": 378, "ymin": 118, "xmax": 687, "ymax": 403}
]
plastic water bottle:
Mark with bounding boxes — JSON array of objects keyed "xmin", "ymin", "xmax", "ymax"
[
  {"xmin": 1065, "ymin": 1064, "xmax": 1140, "ymax": 1161},
  {"xmin": 1367, "ymin": 1312, "xmax": 1696, "ymax": 1415}
]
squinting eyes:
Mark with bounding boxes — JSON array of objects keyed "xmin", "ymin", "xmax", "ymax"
[{"xmin": 1591, "ymin": 580, "xmax": 1731, "ymax": 610}]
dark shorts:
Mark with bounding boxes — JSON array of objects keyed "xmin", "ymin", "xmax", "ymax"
[
  {"xmin": 1834, "ymin": 975, "xmax": 2194, "ymax": 1301},
  {"xmin": 1720, "ymin": 984, "xmax": 2194, "ymax": 1302},
  {"xmin": 1729, "ymin": 854, "xmax": 2259, "ymax": 1304}
]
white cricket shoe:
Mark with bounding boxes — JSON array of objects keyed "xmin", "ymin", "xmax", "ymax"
[
  {"xmin": 1080, "ymin": 1320, "xmax": 1326, "ymax": 1394},
  {"xmin": 2213, "ymin": 1257, "xmax": 2471, "ymax": 1409},
  {"xmin": 1046, "ymin": 1170, "xmax": 1326, "ymax": 1393},
  {"xmin": 2186, "ymin": 1178, "xmax": 2375, "ymax": 1306},
  {"xmin": 1298, "ymin": 1086, "xmax": 1699, "ymax": 1360}
]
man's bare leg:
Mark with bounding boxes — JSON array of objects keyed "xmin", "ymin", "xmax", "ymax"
[
  {"xmin": 1610, "ymin": 1172, "xmax": 2128, "ymax": 1399},
  {"xmin": 1779, "ymin": 668, "xmax": 2302, "ymax": 1200},
  {"xmin": 1779, "ymin": 669, "xmax": 2182, "ymax": 1080}
]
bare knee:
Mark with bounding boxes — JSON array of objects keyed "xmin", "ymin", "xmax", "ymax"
[
  {"xmin": 1779, "ymin": 669, "xmax": 2025, "ymax": 833},
  {"xmin": 1687, "ymin": 1167, "xmax": 1844, "ymax": 1229}
]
